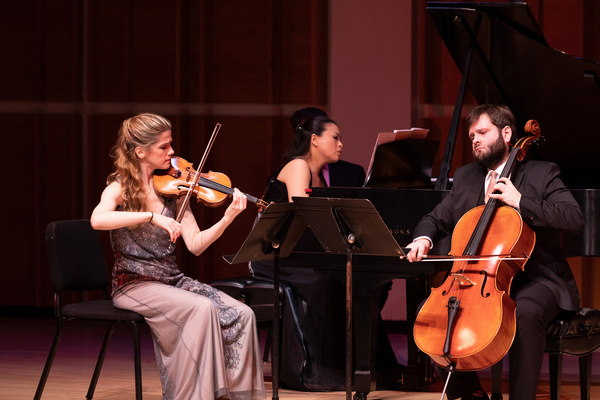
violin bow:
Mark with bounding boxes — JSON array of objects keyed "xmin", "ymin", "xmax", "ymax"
[{"xmin": 175, "ymin": 122, "xmax": 222, "ymax": 222}]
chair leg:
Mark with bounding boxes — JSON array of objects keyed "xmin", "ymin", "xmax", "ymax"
[
  {"xmin": 548, "ymin": 353, "xmax": 563, "ymax": 400},
  {"xmin": 490, "ymin": 359, "xmax": 503, "ymax": 400},
  {"xmin": 86, "ymin": 322, "xmax": 116, "ymax": 400},
  {"xmin": 579, "ymin": 353, "xmax": 592, "ymax": 400},
  {"xmin": 34, "ymin": 319, "xmax": 64, "ymax": 400},
  {"xmin": 263, "ymin": 327, "xmax": 272, "ymax": 362},
  {"xmin": 130, "ymin": 321, "xmax": 143, "ymax": 400}
]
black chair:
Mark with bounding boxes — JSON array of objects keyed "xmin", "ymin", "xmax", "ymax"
[
  {"xmin": 35, "ymin": 219, "xmax": 147, "ymax": 400},
  {"xmin": 210, "ymin": 276, "xmax": 283, "ymax": 362},
  {"xmin": 491, "ymin": 307, "xmax": 600, "ymax": 400}
]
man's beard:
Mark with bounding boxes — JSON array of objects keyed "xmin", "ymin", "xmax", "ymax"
[{"xmin": 474, "ymin": 134, "xmax": 508, "ymax": 170}]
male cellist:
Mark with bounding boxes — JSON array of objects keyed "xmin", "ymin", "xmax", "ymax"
[{"xmin": 405, "ymin": 104, "xmax": 584, "ymax": 400}]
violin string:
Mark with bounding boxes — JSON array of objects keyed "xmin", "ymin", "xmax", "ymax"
[
  {"xmin": 176, "ymin": 123, "xmax": 222, "ymax": 222},
  {"xmin": 197, "ymin": 176, "xmax": 232, "ymax": 193},
  {"xmin": 183, "ymin": 173, "xmax": 266, "ymax": 207}
]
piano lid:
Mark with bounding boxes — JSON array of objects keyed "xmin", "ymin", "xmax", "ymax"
[
  {"xmin": 427, "ymin": 2, "xmax": 600, "ymax": 189},
  {"xmin": 364, "ymin": 138, "xmax": 439, "ymax": 188}
]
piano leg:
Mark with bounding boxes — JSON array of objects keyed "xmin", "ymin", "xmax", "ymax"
[
  {"xmin": 352, "ymin": 285, "xmax": 381, "ymax": 396},
  {"xmin": 314, "ymin": 265, "xmax": 438, "ymax": 395},
  {"xmin": 404, "ymin": 274, "xmax": 435, "ymax": 388},
  {"xmin": 351, "ymin": 274, "xmax": 434, "ymax": 393}
]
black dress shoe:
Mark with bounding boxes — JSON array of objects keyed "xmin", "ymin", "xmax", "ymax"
[
  {"xmin": 462, "ymin": 390, "xmax": 490, "ymax": 400},
  {"xmin": 375, "ymin": 365, "xmax": 404, "ymax": 390}
]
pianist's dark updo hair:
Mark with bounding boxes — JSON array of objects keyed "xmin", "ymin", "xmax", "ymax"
[
  {"xmin": 284, "ymin": 115, "xmax": 338, "ymax": 164},
  {"xmin": 466, "ymin": 104, "xmax": 518, "ymax": 144}
]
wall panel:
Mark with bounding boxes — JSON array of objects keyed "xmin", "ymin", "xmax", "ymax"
[
  {"xmin": 206, "ymin": 2, "xmax": 274, "ymax": 103},
  {"xmin": 88, "ymin": 1, "xmax": 132, "ymax": 102},
  {"xmin": 0, "ymin": 0, "xmax": 328, "ymax": 308},
  {"xmin": 0, "ymin": 2, "xmax": 40, "ymax": 101},
  {"xmin": 4, "ymin": 115, "xmax": 39, "ymax": 305}
]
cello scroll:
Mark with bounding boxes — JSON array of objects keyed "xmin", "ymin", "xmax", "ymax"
[{"xmin": 515, "ymin": 119, "xmax": 541, "ymax": 161}]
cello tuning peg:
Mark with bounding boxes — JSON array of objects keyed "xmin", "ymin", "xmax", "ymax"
[{"xmin": 534, "ymin": 136, "xmax": 546, "ymax": 146}]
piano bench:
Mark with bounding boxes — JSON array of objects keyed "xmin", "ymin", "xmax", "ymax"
[
  {"xmin": 210, "ymin": 276, "xmax": 283, "ymax": 362},
  {"xmin": 491, "ymin": 307, "xmax": 600, "ymax": 400}
]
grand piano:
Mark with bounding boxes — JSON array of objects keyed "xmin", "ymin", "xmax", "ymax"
[{"xmin": 286, "ymin": 2, "xmax": 600, "ymax": 398}]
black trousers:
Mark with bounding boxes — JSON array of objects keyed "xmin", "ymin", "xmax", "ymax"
[{"xmin": 437, "ymin": 280, "xmax": 562, "ymax": 400}]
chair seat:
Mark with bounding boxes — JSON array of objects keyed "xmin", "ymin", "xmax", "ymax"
[
  {"xmin": 210, "ymin": 276, "xmax": 259, "ymax": 304},
  {"xmin": 545, "ymin": 307, "xmax": 600, "ymax": 356},
  {"xmin": 491, "ymin": 306, "xmax": 600, "ymax": 400},
  {"xmin": 62, "ymin": 300, "xmax": 146, "ymax": 322},
  {"xmin": 211, "ymin": 276, "xmax": 284, "ymax": 363},
  {"xmin": 210, "ymin": 276, "xmax": 282, "ymax": 322},
  {"xmin": 244, "ymin": 280, "xmax": 283, "ymax": 322}
]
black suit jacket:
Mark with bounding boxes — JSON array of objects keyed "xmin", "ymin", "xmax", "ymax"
[
  {"xmin": 413, "ymin": 159, "xmax": 584, "ymax": 310},
  {"xmin": 328, "ymin": 159, "xmax": 366, "ymax": 187}
]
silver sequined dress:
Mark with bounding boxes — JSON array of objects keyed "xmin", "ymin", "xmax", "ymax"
[{"xmin": 110, "ymin": 198, "xmax": 265, "ymax": 400}]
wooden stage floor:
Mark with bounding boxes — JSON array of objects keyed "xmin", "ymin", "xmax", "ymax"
[{"xmin": 1, "ymin": 314, "xmax": 598, "ymax": 399}]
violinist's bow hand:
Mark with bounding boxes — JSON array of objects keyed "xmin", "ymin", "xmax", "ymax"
[{"xmin": 153, "ymin": 213, "xmax": 181, "ymax": 243}]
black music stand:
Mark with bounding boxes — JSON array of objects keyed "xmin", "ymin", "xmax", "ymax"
[
  {"xmin": 291, "ymin": 196, "xmax": 405, "ymax": 400},
  {"xmin": 223, "ymin": 202, "xmax": 307, "ymax": 400}
]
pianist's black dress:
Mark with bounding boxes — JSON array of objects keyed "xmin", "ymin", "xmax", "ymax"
[
  {"xmin": 249, "ymin": 175, "xmax": 402, "ymax": 391},
  {"xmin": 249, "ymin": 175, "xmax": 347, "ymax": 391}
]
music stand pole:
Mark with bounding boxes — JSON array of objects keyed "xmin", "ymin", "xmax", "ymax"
[
  {"xmin": 271, "ymin": 239, "xmax": 281, "ymax": 400},
  {"xmin": 222, "ymin": 203, "xmax": 307, "ymax": 400},
  {"xmin": 292, "ymin": 197, "xmax": 405, "ymax": 400},
  {"xmin": 345, "ymin": 234, "xmax": 356, "ymax": 400}
]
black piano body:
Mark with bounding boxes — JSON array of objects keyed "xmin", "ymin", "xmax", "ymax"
[{"xmin": 291, "ymin": 2, "xmax": 600, "ymax": 397}]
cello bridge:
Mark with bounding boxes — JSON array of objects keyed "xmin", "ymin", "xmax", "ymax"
[{"xmin": 450, "ymin": 273, "xmax": 476, "ymax": 286}]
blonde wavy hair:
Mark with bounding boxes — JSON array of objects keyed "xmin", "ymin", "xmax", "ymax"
[{"xmin": 107, "ymin": 113, "xmax": 172, "ymax": 212}]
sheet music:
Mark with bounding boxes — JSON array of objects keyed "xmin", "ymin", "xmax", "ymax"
[{"xmin": 366, "ymin": 127, "xmax": 429, "ymax": 179}]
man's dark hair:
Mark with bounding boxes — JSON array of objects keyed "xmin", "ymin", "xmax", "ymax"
[{"xmin": 466, "ymin": 104, "xmax": 518, "ymax": 143}]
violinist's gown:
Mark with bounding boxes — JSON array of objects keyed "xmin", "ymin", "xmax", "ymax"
[{"xmin": 110, "ymin": 198, "xmax": 265, "ymax": 400}]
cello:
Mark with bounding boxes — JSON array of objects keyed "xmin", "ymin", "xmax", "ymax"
[{"xmin": 413, "ymin": 120, "xmax": 541, "ymax": 372}]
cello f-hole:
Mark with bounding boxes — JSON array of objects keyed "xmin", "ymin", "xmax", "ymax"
[
  {"xmin": 480, "ymin": 270, "xmax": 490, "ymax": 298},
  {"xmin": 442, "ymin": 279, "xmax": 455, "ymax": 296}
]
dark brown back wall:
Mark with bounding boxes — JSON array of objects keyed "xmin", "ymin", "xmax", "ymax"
[
  {"xmin": 0, "ymin": 0, "xmax": 327, "ymax": 307},
  {"xmin": 2, "ymin": 0, "xmax": 600, "ymax": 309}
]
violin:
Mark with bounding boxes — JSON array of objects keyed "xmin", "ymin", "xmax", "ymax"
[
  {"xmin": 413, "ymin": 120, "xmax": 541, "ymax": 372},
  {"xmin": 153, "ymin": 156, "xmax": 269, "ymax": 209}
]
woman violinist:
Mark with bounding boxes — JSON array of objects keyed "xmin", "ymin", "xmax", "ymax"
[
  {"xmin": 405, "ymin": 104, "xmax": 583, "ymax": 400},
  {"xmin": 90, "ymin": 113, "xmax": 265, "ymax": 400}
]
